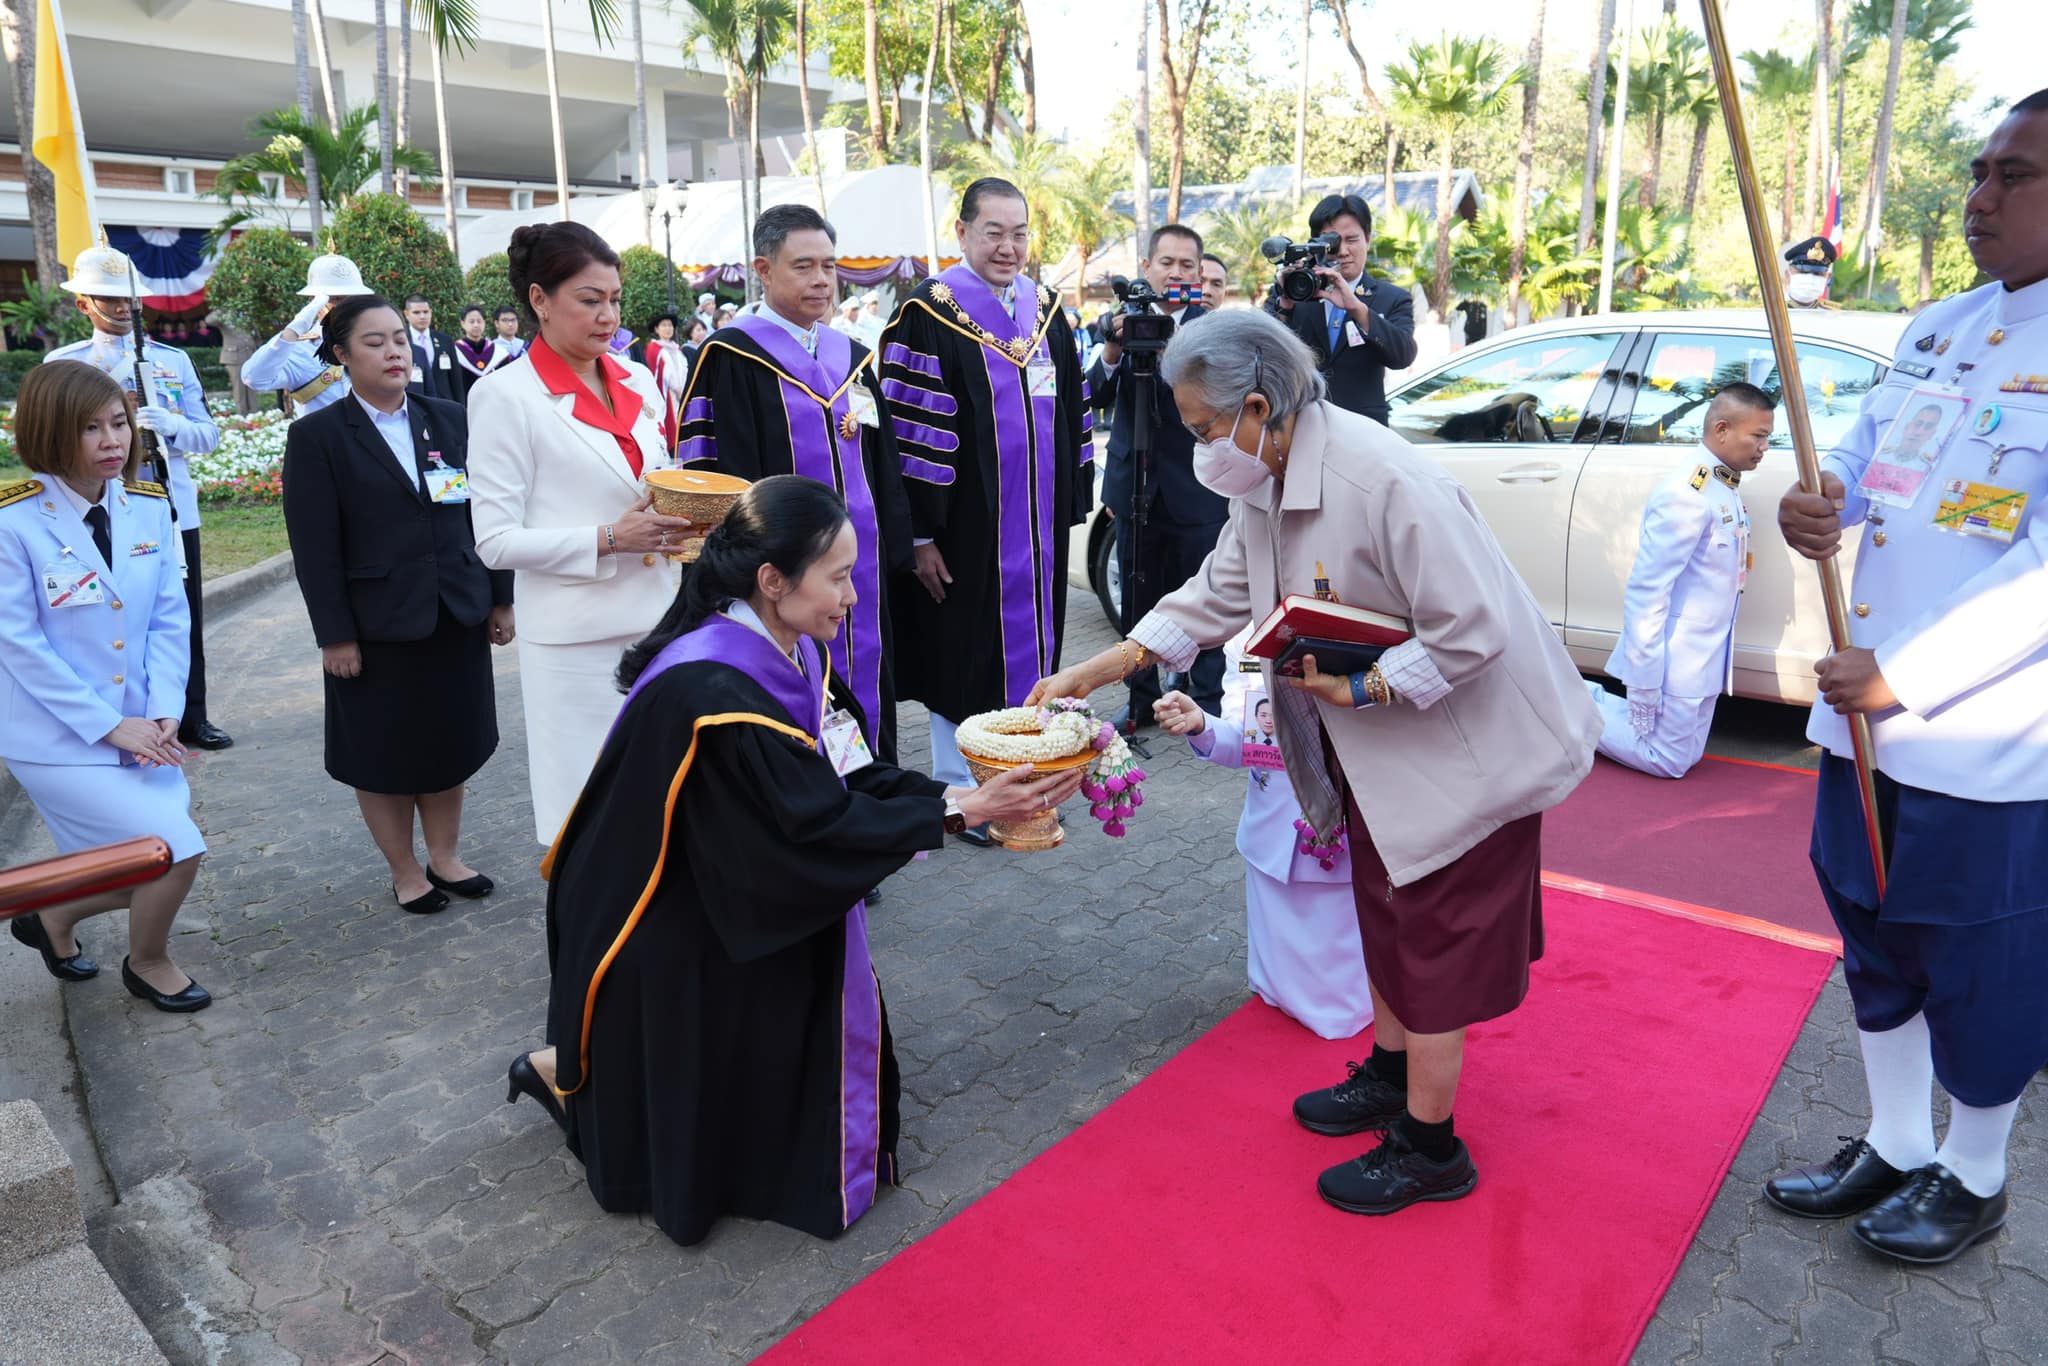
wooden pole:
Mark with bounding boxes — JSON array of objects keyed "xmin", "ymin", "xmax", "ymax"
[{"xmin": 1697, "ymin": 0, "xmax": 1887, "ymax": 895}]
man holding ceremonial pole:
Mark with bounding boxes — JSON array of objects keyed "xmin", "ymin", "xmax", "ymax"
[
  {"xmin": 1764, "ymin": 89, "xmax": 2048, "ymax": 1264},
  {"xmin": 676, "ymin": 204, "xmax": 913, "ymax": 762},
  {"xmin": 877, "ymin": 178, "xmax": 1092, "ymax": 829}
]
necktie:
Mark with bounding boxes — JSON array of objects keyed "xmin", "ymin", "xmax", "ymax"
[
  {"xmin": 84, "ymin": 503, "xmax": 113, "ymax": 569},
  {"xmin": 802, "ymin": 330, "xmax": 817, "ymax": 357},
  {"xmin": 1326, "ymin": 303, "xmax": 1343, "ymax": 356}
]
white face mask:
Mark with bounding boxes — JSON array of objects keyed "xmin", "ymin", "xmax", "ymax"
[
  {"xmin": 1192, "ymin": 402, "xmax": 1273, "ymax": 498},
  {"xmin": 1786, "ymin": 272, "xmax": 1828, "ymax": 306}
]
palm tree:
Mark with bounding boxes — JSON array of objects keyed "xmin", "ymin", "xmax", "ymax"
[
  {"xmin": 1387, "ymin": 33, "xmax": 1523, "ymax": 321},
  {"xmin": 289, "ymin": 0, "xmax": 324, "ymax": 236},
  {"xmin": 540, "ymin": 0, "xmax": 621, "ymax": 220},
  {"xmin": 1580, "ymin": 0, "xmax": 1617, "ymax": 250},
  {"xmin": 1862, "ymin": 0, "xmax": 1911, "ymax": 294},
  {"xmin": 0, "ymin": 0, "xmax": 61, "ymax": 289},
  {"xmin": 307, "ymin": 0, "xmax": 341, "ymax": 128},
  {"xmin": 1506, "ymin": 0, "xmax": 1547, "ymax": 327},
  {"xmin": 1673, "ymin": 43, "xmax": 1718, "ymax": 229},
  {"xmin": 397, "ymin": 0, "xmax": 414, "ymax": 196},
  {"xmin": 952, "ymin": 131, "xmax": 1077, "ymax": 278},
  {"xmin": 862, "ymin": 0, "xmax": 886, "ymax": 164},
  {"xmin": 209, "ymin": 104, "xmax": 437, "ymax": 243},
  {"xmin": 683, "ymin": 0, "xmax": 793, "ymax": 262},
  {"xmin": 1200, "ymin": 196, "xmax": 1301, "ymax": 301},
  {"xmin": 1846, "ymin": 0, "xmax": 1971, "ymax": 63},
  {"xmin": 1610, "ymin": 200, "xmax": 1691, "ymax": 307},
  {"xmin": 1806, "ymin": 0, "xmax": 1833, "ymax": 235},
  {"xmin": 1045, "ymin": 153, "xmax": 1128, "ymax": 298},
  {"xmin": 794, "ymin": 0, "xmax": 825, "ymax": 206},
  {"xmin": 1741, "ymin": 49, "xmax": 1811, "ymax": 242},
  {"xmin": 374, "ymin": 0, "xmax": 393, "ymax": 189},
  {"xmin": 413, "ymin": 0, "xmax": 481, "ymax": 252}
]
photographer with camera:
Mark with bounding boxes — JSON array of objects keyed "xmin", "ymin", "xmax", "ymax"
[
  {"xmin": 1263, "ymin": 193, "xmax": 1417, "ymax": 425},
  {"xmin": 1089, "ymin": 223, "xmax": 1227, "ymax": 731}
]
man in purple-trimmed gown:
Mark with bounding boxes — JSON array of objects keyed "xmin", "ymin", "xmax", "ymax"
[
  {"xmin": 677, "ymin": 204, "xmax": 914, "ymax": 761},
  {"xmin": 876, "ymin": 177, "xmax": 1093, "ymax": 837}
]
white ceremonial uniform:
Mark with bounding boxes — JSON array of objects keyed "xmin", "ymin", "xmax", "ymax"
[
  {"xmin": 42, "ymin": 334, "xmax": 218, "ymax": 529},
  {"xmin": 1810, "ymin": 277, "xmax": 2048, "ymax": 798},
  {"xmin": 0, "ymin": 477, "xmax": 205, "ymax": 861},
  {"xmin": 1187, "ymin": 644, "xmax": 1374, "ymax": 1040},
  {"xmin": 242, "ymin": 331, "xmax": 351, "ymax": 415},
  {"xmin": 1588, "ymin": 448, "xmax": 1751, "ymax": 778}
]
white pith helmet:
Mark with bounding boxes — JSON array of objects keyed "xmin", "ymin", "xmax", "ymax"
[
  {"xmin": 300, "ymin": 250, "xmax": 372, "ymax": 297},
  {"xmin": 61, "ymin": 241, "xmax": 142, "ymax": 296}
]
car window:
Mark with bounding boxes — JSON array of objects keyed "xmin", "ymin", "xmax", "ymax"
[
  {"xmin": 1619, "ymin": 333, "xmax": 1885, "ymax": 449},
  {"xmin": 1389, "ymin": 332, "xmax": 1624, "ymax": 445}
]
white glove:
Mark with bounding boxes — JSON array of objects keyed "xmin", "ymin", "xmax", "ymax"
[
  {"xmin": 134, "ymin": 404, "xmax": 188, "ymax": 443},
  {"xmin": 1626, "ymin": 687, "xmax": 1662, "ymax": 739},
  {"xmin": 287, "ymin": 294, "xmax": 329, "ymax": 338}
]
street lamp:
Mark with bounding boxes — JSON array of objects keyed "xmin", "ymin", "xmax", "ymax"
[{"xmin": 654, "ymin": 180, "xmax": 690, "ymax": 317}]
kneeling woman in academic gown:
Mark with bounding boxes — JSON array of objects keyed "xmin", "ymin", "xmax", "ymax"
[{"xmin": 504, "ymin": 475, "xmax": 1084, "ymax": 1246}]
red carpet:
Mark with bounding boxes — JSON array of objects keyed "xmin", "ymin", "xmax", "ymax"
[
  {"xmin": 762, "ymin": 890, "xmax": 1832, "ymax": 1366},
  {"xmin": 1543, "ymin": 756, "xmax": 1836, "ymax": 943}
]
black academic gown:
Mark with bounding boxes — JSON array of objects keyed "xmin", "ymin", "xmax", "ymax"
[
  {"xmin": 543, "ymin": 629, "xmax": 945, "ymax": 1247},
  {"xmin": 676, "ymin": 314, "xmax": 914, "ymax": 762},
  {"xmin": 877, "ymin": 265, "xmax": 1091, "ymax": 723}
]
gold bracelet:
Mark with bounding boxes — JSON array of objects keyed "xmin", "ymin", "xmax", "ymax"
[{"xmin": 1365, "ymin": 665, "xmax": 1394, "ymax": 707}]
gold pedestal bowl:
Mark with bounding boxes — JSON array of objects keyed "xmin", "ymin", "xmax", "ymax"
[
  {"xmin": 645, "ymin": 468, "xmax": 751, "ymax": 561},
  {"xmin": 958, "ymin": 747, "xmax": 1097, "ymax": 851}
]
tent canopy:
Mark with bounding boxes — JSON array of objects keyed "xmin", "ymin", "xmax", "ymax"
[{"xmin": 458, "ymin": 165, "xmax": 959, "ymax": 272}]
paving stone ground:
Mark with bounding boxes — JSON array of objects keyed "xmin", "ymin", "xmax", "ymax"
[{"xmin": 12, "ymin": 577, "xmax": 2047, "ymax": 1364}]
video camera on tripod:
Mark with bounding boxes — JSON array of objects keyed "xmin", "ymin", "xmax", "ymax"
[
  {"xmin": 1261, "ymin": 233, "xmax": 1343, "ymax": 303},
  {"xmin": 1106, "ymin": 275, "xmax": 1200, "ymax": 371}
]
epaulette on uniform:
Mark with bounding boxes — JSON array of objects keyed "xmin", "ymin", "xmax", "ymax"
[
  {"xmin": 0, "ymin": 478, "xmax": 44, "ymax": 509},
  {"xmin": 1689, "ymin": 465, "xmax": 1711, "ymax": 492},
  {"xmin": 124, "ymin": 479, "xmax": 169, "ymax": 499}
]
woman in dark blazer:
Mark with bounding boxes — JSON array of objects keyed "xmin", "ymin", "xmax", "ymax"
[{"xmin": 283, "ymin": 294, "xmax": 515, "ymax": 915}]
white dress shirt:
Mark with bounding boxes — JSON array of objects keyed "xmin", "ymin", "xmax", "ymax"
[
  {"xmin": 756, "ymin": 303, "xmax": 821, "ymax": 357},
  {"xmin": 52, "ymin": 475, "xmax": 111, "ymax": 523},
  {"xmin": 354, "ymin": 393, "xmax": 419, "ymax": 484}
]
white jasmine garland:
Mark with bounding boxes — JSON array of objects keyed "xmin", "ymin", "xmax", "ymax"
[{"xmin": 956, "ymin": 706, "xmax": 1097, "ymax": 763}]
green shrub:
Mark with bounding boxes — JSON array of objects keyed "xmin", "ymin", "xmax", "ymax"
[
  {"xmin": 463, "ymin": 252, "xmax": 521, "ymax": 329},
  {"xmin": 618, "ymin": 245, "xmax": 685, "ymax": 338},
  {"xmin": 331, "ymin": 193, "xmax": 464, "ymax": 327},
  {"xmin": 207, "ymin": 228, "xmax": 314, "ymax": 342},
  {"xmin": 0, "ymin": 349, "xmax": 41, "ymax": 402}
]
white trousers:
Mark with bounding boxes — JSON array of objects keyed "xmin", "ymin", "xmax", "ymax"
[
  {"xmin": 927, "ymin": 712, "xmax": 974, "ymax": 789},
  {"xmin": 517, "ymin": 634, "xmax": 636, "ymax": 844},
  {"xmin": 1588, "ymin": 681, "xmax": 1719, "ymax": 780},
  {"xmin": 1246, "ymin": 866, "xmax": 1375, "ymax": 1040}
]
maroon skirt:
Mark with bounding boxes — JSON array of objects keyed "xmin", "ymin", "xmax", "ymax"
[{"xmin": 1344, "ymin": 787, "xmax": 1545, "ymax": 1033}]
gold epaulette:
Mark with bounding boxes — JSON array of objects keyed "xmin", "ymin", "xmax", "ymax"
[
  {"xmin": 1689, "ymin": 465, "xmax": 1711, "ymax": 492},
  {"xmin": 124, "ymin": 479, "xmax": 169, "ymax": 499},
  {"xmin": 0, "ymin": 478, "xmax": 44, "ymax": 509}
]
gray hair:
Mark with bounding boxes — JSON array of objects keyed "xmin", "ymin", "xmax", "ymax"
[{"xmin": 1161, "ymin": 308, "xmax": 1325, "ymax": 429}]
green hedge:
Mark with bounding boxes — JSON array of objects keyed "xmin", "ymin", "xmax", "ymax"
[{"xmin": 0, "ymin": 345, "xmax": 225, "ymax": 402}]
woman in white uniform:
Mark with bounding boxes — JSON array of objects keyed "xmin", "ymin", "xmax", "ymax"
[
  {"xmin": 0, "ymin": 364, "xmax": 211, "ymax": 1011},
  {"xmin": 468, "ymin": 221, "xmax": 691, "ymax": 842}
]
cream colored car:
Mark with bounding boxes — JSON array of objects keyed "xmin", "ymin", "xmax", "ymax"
[{"xmin": 1385, "ymin": 310, "xmax": 1909, "ymax": 705}]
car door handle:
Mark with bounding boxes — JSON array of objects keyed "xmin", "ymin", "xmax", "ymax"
[{"xmin": 1497, "ymin": 464, "xmax": 1562, "ymax": 484}]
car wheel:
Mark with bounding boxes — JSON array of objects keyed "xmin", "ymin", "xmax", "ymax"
[{"xmin": 1088, "ymin": 508, "xmax": 1121, "ymax": 633}]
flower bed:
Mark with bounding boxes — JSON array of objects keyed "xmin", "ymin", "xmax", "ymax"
[{"xmin": 192, "ymin": 410, "xmax": 293, "ymax": 504}]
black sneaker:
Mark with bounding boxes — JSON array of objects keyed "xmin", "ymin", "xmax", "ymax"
[
  {"xmin": 1293, "ymin": 1059, "xmax": 1406, "ymax": 1136},
  {"xmin": 1318, "ymin": 1127, "xmax": 1478, "ymax": 1216}
]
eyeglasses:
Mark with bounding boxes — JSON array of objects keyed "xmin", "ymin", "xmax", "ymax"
[{"xmin": 973, "ymin": 227, "xmax": 1032, "ymax": 248}]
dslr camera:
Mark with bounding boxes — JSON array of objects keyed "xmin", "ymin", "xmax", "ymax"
[
  {"xmin": 1262, "ymin": 233, "xmax": 1342, "ymax": 303},
  {"xmin": 1106, "ymin": 275, "xmax": 1193, "ymax": 356}
]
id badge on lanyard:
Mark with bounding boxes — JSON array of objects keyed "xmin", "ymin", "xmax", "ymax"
[
  {"xmin": 821, "ymin": 708, "xmax": 874, "ymax": 777},
  {"xmin": 1857, "ymin": 384, "xmax": 1971, "ymax": 510}
]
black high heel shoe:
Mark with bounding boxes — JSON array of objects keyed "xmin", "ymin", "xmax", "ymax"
[
  {"xmin": 120, "ymin": 957, "xmax": 211, "ymax": 1012},
  {"xmin": 506, "ymin": 1053, "xmax": 567, "ymax": 1130},
  {"xmin": 426, "ymin": 866, "xmax": 494, "ymax": 899},
  {"xmin": 10, "ymin": 913, "xmax": 99, "ymax": 981}
]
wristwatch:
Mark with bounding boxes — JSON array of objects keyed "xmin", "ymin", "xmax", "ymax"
[{"xmin": 943, "ymin": 797, "xmax": 968, "ymax": 836}]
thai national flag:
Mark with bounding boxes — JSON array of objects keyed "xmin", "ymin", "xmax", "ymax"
[{"xmin": 105, "ymin": 226, "xmax": 219, "ymax": 312}]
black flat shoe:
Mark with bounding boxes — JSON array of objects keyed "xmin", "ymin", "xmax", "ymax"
[
  {"xmin": 177, "ymin": 720, "xmax": 234, "ymax": 750},
  {"xmin": 395, "ymin": 886, "xmax": 450, "ymax": 915},
  {"xmin": 1852, "ymin": 1164, "xmax": 2008, "ymax": 1264},
  {"xmin": 1764, "ymin": 1136, "xmax": 1912, "ymax": 1219},
  {"xmin": 1294, "ymin": 1059, "xmax": 1407, "ymax": 1136},
  {"xmin": 10, "ymin": 913, "xmax": 99, "ymax": 981},
  {"xmin": 425, "ymin": 867, "xmax": 494, "ymax": 899},
  {"xmin": 506, "ymin": 1053, "xmax": 567, "ymax": 1130},
  {"xmin": 1318, "ymin": 1127, "xmax": 1478, "ymax": 1216},
  {"xmin": 954, "ymin": 822, "xmax": 994, "ymax": 848},
  {"xmin": 120, "ymin": 957, "xmax": 211, "ymax": 1012}
]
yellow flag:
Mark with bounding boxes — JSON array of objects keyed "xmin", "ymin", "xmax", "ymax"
[{"xmin": 31, "ymin": 0, "xmax": 97, "ymax": 266}]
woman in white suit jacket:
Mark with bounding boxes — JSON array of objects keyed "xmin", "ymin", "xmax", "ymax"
[{"xmin": 467, "ymin": 223, "xmax": 693, "ymax": 842}]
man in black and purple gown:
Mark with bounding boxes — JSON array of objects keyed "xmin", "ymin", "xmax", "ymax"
[{"xmin": 876, "ymin": 177, "xmax": 1093, "ymax": 837}]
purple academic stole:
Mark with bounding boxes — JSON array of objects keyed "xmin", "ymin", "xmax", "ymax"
[
  {"xmin": 621, "ymin": 613, "xmax": 886, "ymax": 1226},
  {"xmin": 936, "ymin": 264, "xmax": 1061, "ymax": 705},
  {"xmin": 720, "ymin": 315, "xmax": 887, "ymax": 745}
]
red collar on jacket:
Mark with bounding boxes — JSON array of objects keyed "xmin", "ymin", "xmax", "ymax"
[{"xmin": 529, "ymin": 334, "xmax": 644, "ymax": 477}]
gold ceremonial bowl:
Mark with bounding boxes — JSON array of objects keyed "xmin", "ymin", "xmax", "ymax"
[
  {"xmin": 957, "ymin": 745, "xmax": 1098, "ymax": 852},
  {"xmin": 645, "ymin": 468, "xmax": 750, "ymax": 562}
]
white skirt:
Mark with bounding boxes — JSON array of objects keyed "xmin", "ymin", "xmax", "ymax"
[
  {"xmin": 516, "ymin": 634, "xmax": 636, "ymax": 844},
  {"xmin": 1245, "ymin": 866, "xmax": 1375, "ymax": 1040},
  {"xmin": 9, "ymin": 757, "xmax": 207, "ymax": 863}
]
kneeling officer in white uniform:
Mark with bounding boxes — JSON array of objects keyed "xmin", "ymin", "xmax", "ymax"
[{"xmin": 1588, "ymin": 382, "xmax": 1773, "ymax": 777}]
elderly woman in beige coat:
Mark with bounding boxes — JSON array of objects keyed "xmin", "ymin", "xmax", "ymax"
[{"xmin": 1032, "ymin": 308, "xmax": 1599, "ymax": 1217}]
